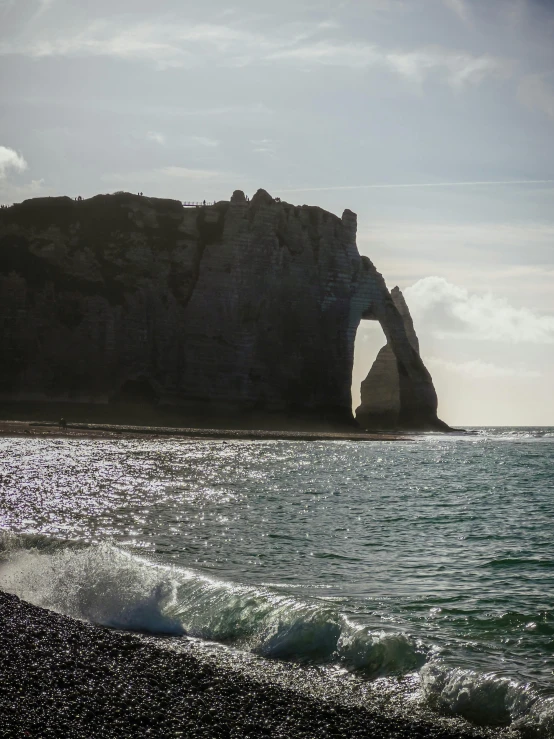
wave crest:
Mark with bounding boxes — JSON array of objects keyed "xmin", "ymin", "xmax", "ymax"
[
  {"xmin": 420, "ymin": 663, "xmax": 538, "ymax": 727},
  {"xmin": 3, "ymin": 534, "xmax": 554, "ymax": 732},
  {"xmin": 338, "ymin": 627, "xmax": 426, "ymax": 677},
  {"xmin": 0, "ymin": 535, "xmax": 420, "ymax": 676}
]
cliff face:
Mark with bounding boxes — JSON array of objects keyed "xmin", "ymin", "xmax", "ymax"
[{"xmin": 0, "ymin": 189, "xmax": 447, "ymax": 429}]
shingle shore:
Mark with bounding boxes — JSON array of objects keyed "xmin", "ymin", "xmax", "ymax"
[{"xmin": 0, "ymin": 591, "xmax": 503, "ymax": 739}]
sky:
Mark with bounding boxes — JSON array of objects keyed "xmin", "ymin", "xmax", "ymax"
[{"xmin": 0, "ymin": 0, "xmax": 553, "ymax": 425}]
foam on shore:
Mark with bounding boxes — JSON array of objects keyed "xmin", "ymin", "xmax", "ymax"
[{"xmin": 0, "ymin": 589, "xmax": 505, "ymax": 739}]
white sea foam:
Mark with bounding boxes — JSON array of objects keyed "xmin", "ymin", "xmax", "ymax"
[
  {"xmin": 4, "ymin": 534, "xmax": 554, "ymax": 732},
  {"xmin": 0, "ymin": 536, "xmax": 185, "ymax": 635},
  {"xmin": 516, "ymin": 696, "xmax": 554, "ymax": 736},
  {"xmin": 420, "ymin": 662, "xmax": 543, "ymax": 729},
  {"xmin": 338, "ymin": 626, "xmax": 426, "ymax": 676},
  {"xmin": 0, "ymin": 535, "xmax": 422, "ymax": 675}
]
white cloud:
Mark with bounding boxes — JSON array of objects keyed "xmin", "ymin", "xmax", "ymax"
[
  {"xmin": 33, "ymin": 0, "xmax": 56, "ymax": 16},
  {"xmin": 183, "ymin": 136, "xmax": 219, "ymax": 148},
  {"xmin": 281, "ymin": 179, "xmax": 554, "ymax": 193},
  {"xmin": 353, "ymin": 220, "xmax": 554, "ymax": 314},
  {"xmin": 102, "ymin": 166, "xmax": 234, "ymax": 186},
  {"xmin": 251, "ymin": 138, "xmax": 277, "ymax": 157},
  {"xmin": 160, "ymin": 166, "xmax": 223, "ymax": 179},
  {"xmin": 0, "ymin": 19, "xmax": 297, "ymax": 69},
  {"xmin": 270, "ymin": 42, "xmax": 507, "ymax": 87},
  {"xmin": 0, "ymin": 146, "xmax": 27, "ymax": 179},
  {"xmin": 357, "ymin": 220, "xmax": 554, "ymax": 276},
  {"xmin": 385, "ymin": 49, "xmax": 506, "ymax": 87},
  {"xmin": 442, "ymin": 0, "xmax": 471, "ymax": 23},
  {"xmin": 268, "ymin": 41, "xmax": 380, "ymax": 68},
  {"xmin": 359, "ymin": 219, "xmax": 554, "ymax": 248},
  {"xmin": 146, "ymin": 131, "xmax": 165, "ymax": 145},
  {"xmin": 0, "ymin": 16, "xmax": 508, "ymax": 88},
  {"xmin": 518, "ymin": 74, "xmax": 554, "ymax": 121},
  {"xmin": 404, "ymin": 276, "xmax": 554, "ymax": 343},
  {"xmin": 428, "ymin": 357, "xmax": 541, "ymax": 378},
  {"xmin": 0, "ymin": 177, "xmax": 48, "ymax": 205}
]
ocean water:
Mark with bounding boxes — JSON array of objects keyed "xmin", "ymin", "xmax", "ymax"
[{"xmin": 1, "ymin": 428, "xmax": 553, "ymax": 734}]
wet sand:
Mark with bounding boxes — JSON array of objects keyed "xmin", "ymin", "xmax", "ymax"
[{"xmin": 0, "ymin": 591, "xmax": 504, "ymax": 739}]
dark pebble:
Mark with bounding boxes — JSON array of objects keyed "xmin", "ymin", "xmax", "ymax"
[{"xmin": 0, "ymin": 591, "xmax": 509, "ymax": 738}]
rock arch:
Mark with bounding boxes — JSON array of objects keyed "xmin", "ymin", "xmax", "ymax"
[{"xmin": 354, "ymin": 285, "xmax": 450, "ymax": 431}]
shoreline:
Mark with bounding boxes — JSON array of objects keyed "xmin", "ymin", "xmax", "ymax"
[
  {"xmin": 0, "ymin": 590, "xmax": 506, "ymax": 739},
  {"xmin": 0, "ymin": 419, "xmax": 410, "ymax": 442}
]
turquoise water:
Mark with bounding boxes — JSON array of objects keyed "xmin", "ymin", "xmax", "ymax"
[{"xmin": 1, "ymin": 428, "xmax": 553, "ymax": 732}]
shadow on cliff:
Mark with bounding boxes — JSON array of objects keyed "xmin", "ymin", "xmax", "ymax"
[
  {"xmin": 0, "ymin": 401, "xmax": 365, "ymax": 433},
  {"xmin": 0, "ymin": 190, "xmax": 452, "ymax": 433}
]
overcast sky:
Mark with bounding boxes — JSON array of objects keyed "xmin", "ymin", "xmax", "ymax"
[{"xmin": 1, "ymin": 0, "xmax": 553, "ymax": 425}]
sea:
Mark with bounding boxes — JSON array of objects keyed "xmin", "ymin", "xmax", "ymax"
[{"xmin": 1, "ymin": 427, "xmax": 553, "ymax": 735}]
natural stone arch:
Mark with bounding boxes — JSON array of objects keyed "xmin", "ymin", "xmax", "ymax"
[
  {"xmin": 350, "ymin": 319, "xmax": 386, "ymax": 416},
  {"xmin": 355, "ymin": 287, "xmax": 449, "ymax": 431}
]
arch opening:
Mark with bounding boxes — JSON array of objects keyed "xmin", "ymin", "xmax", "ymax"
[{"xmin": 351, "ymin": 319, "xmax": 387, "ymax": 415}]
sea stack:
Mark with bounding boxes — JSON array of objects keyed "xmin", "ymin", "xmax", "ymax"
[{"xmin": 0, "ymin": 189, "xmax": 448, "ymax": 431}]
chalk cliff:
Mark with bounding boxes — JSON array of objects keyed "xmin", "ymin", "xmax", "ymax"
[{"xmin": 0, "ymin": 189, "xmax": 448, "ymax": 430}]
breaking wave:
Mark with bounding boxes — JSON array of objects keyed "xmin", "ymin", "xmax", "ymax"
[
  {"xmin": 421, "ymin": 663, "xmax": 554, "ymax": 735},
  {"xmin": 0, "ymin": 534, "xmax": 424, "ymax": 677},
  {"xmin": 472, "ymin": 428, "xmax": 554, "ymax": 440},
  {"xmin": 2, "ymin": 532, "xmax": 554, "ymax": 734}
]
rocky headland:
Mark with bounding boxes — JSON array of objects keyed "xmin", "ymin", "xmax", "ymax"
[{"xmin": 0, "ymin": 189, "xmax": 449, "ymax": 431}]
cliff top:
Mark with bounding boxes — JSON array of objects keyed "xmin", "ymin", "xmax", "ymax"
[{"xmin": 0, "ymin": 189, "xmax": 352, "ymax": 230}]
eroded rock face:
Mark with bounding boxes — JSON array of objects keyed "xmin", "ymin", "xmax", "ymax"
[
  {"xmin": 0, "ymin": 190, "xmax": 448, "ymax": 429},
  {"xmin": 356, "ymin": 287, "xmax": 449, "ymax": 431}
]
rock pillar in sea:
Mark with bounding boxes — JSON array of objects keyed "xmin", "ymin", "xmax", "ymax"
[{"xmin": 355, "ymin": 286, "xmax": 449, "ymax": 431}]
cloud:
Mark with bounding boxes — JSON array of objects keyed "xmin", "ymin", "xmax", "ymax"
[
  {"xmin": 518, "ymin": 74, "xmax": 554, "ymax": 120},
  {"xmin": 404, "ymin": 276, "xmax": 554, "ymax": 343},
  {"xmin": 427, "ymin": 357, "xmax": 541, "ymax": 378},
  {"xmin": 268, "ymin": 41, "xmax": 380, "ymax": 68},
  {"xmin": 251, "ymin": 138, "xmax": 277, "ymax": 157},
  {"xmin": 102, "ymin": 166, "xmax": 235, "ymax": 187},
  {"xmin": 146, "ymin": 131, "xmax": 165, "ymax": 145},
  {"xmin": 0, "ymin": 16, "xmax": 508, "ymax": 88},
  {"xmin": 183, "ymin": 136, "xmax": 219, "ymax": 148},
  {"xmin": 354, "ymin": 220, "xmax": 554, "ymax": 314},
  {"xmin": 160, "ymin": 166, "xmax": 223, "ymax": 179},
  {"xmin": 33, "ymin": 0, "xmax": 56, "ymax": 17},
  {"xmin": 280, "ymin": 179, "xmax": 554, "ymax": 193},
  {"xmin": 0, "ymin": 19, "xmax": 307, "ymax": 70},
  {"xmin": 360, "ymin": 219, "xmax": 554, "ymax": 248},
  {"xmin": 0, "ymin": 177, "xmax": 48, "ymax": 205},
  {"xmin": 442, "ymin": 0, "xmax": 471, "ymax": 23},
  {"xmin": 142, "ymin": 131, "xmax": 218, "ymax": 148},
  {"xmin": 0, "ymin": 146, "xmax": 27, "ymax": 179},
  {"xmin": 270, "ymin": 42, "xmax": 507, "ymax": 87},
  {"xmin": 385, "ymin": 49, "xmax": 505, "ymax": 87}
]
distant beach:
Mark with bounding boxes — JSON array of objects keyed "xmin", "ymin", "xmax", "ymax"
[{"xmin": 0, "ymin": 419, "xmax": 408, "ymax": 443}]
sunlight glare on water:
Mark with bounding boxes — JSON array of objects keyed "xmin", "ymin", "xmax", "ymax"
[{"xmin": 1, "ymin": 429, "xmax": 554, "ymax": 730}]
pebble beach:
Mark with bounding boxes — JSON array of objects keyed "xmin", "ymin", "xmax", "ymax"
[{"xmin": 0, "ymin": 591, "xmax": 504, "ymax": 739}]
